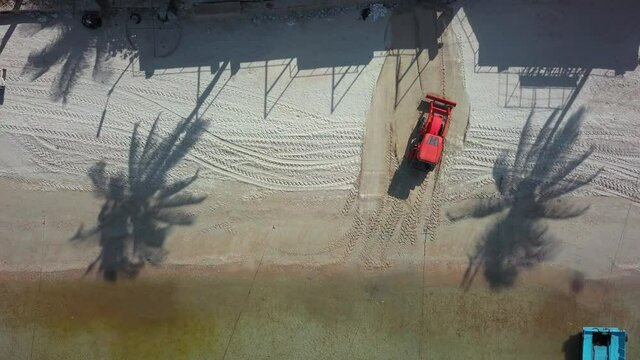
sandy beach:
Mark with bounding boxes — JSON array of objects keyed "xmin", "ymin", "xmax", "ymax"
[{"xmin": 0, "ymin": 0, "xmax": 639, "ymax": 358}]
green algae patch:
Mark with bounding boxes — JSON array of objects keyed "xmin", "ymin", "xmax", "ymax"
[
  {"xmin": 38, "ymin": 282, "xmax": 215, "ymax": 359},
  {"xmin": 0, "ymin": 276, "xmax": 238, "ymax": 360},
  {"xmin": 0, "ymin": 268, "xmax": 638, "ymax": 359}
]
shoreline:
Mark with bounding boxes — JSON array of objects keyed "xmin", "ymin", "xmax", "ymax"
[{"xmin": 3, "ymin": 260, "xmax": 638, "ymax": 290}]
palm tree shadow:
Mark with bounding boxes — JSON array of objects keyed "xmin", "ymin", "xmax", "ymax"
[
  {"xmin": 448, "ymin": 107, "xmax": 601, "ymax": 291},
  {"xmin": 71, "ymin": 115, "xmax": 208, "ymax": 281},
  {"xmin": 22, "ymin": 15, "xmax": 131, "ymax": 103}
]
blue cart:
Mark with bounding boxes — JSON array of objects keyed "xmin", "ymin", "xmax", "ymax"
[{"xmin": 582, "ymin": 327, "xmax": 627, "ymax": 360}]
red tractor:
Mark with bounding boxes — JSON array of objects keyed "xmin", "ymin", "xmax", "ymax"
[{"xmin": 408, "ymin": 94, "xmax": 456, "ymax": 169}]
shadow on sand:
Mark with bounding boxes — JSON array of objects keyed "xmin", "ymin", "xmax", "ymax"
[
  {"xmin": 448, "ymin": 107, "xmax": 601, "ymax": 290},
  {"xmin": 12, "ymin": 2, "xmax": 455, "ymax": 114},
  {"xmin": 462, "ymin": 0, "xmax": 640, "ymax": 72},
  {"xmin": 0, "ymin": 1, "xmax": 23, "ymax": 56},
  {"xmin": 21, "ymin": 13, "xmax": 132, "ymax": 103},
  {"xmin": 71, "ymin": 115, "xmax": 207, "ymax": 281},
  {"xmin": 562, "ymin": 332, "xmax": 582, "ymax": 360}
]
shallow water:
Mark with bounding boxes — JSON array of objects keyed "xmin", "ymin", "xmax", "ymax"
[{"xmin": 1, "ymin": 268, "xmax": 638, "ymax": 359}]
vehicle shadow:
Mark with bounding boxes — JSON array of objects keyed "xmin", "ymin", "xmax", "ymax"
[
  {"xmin": 562, "ymin": 332, "xmax": 582, "ymax": 360},
  {"xmin": 387, "ymin": 101, "xmax": 432, "ymax": 200},
  {"xmin": 447, "ymin": 107, "xmax": 601, "ymax": 290},
  {"xmin": 71, "ymin": 115, "xmax": 207, "ymax": 281}
]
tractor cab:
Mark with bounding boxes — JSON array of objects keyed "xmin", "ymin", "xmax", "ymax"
[{"xmin": 416, "ymin": 134, "xmax": 442, "ymax": 165}]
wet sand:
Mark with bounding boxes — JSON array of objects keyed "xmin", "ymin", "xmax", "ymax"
[{"xmin": 1, "ymin": 265, "xmax": 638, "ymax": 359}]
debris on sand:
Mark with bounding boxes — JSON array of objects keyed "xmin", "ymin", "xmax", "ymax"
[
  {"xmin": 81, "ymin": 12, "xmax": 102, "ymax": 30},
  {"xmin": 361, "ymin": 3, "xmax": 389, "ymax": 22},
  {"xmin": 370, "ymin": 3, "xmax": 388, "ymax": 21},
  {"xmin": 251, "ymin": 3, "xmax": 396, "ymax": 25},
  {"xmin": 361, "ymin": 7, "xmax": 371, "ymax": 20}
]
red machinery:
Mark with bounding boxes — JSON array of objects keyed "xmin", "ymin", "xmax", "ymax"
[{"xmin": 408, "ymin": 94, "xmax": 456, "ymax": 168}]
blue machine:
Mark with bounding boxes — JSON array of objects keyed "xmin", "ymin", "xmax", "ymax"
[{"xmin": 582, "ymin": 327, "xmax": 627, "ymax": 360}]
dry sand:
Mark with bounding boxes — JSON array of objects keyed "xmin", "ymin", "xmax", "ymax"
[
  {"xmin": 0, "ymin": 10, "xmax": 387, "ymax": 191},
  {"xmin": 440, "ymin": 0, "xmax": 640, "ymax": 279},
  {"xmin": 0, "ymin": 2, "xmax": 468, "ymax": 270},
  {"xmin": 0, "ymin": 0, "xmax": 636, "ymax": 284},
  {"xmin": 449, "ymin": 0, "xmax": 640, "ymax": 201}
]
